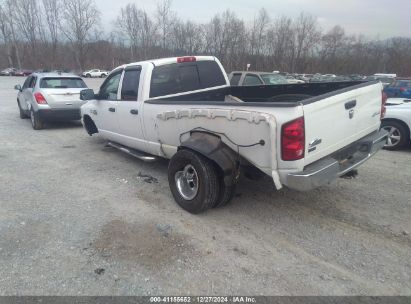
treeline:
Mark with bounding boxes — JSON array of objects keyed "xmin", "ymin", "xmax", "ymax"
[{"xmin": 0, "ymin": 0, "xmax": 410, "ymax": 76}]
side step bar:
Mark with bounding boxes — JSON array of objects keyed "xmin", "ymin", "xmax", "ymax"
[{"xmin": 106, "ymin": 142, "xmax": 158, "ymax": 163}]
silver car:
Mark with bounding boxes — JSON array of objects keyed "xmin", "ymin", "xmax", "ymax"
[{"xmin": 15, "ymin": 73, "xmax": 88, "ymax": 130}]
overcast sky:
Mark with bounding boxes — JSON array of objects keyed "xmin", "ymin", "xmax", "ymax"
[{"xmin": 98, "ymin": 0, "xmax": 411, "ymax": 39}]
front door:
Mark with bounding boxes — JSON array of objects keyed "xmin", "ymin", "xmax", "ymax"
[
  {"xmin": 92, "ymin": 70, "xmax": 123, "ymax": 140},
  {"xmin": 115, "ymin": 66, "xmax": 146, "ymax": 151}
]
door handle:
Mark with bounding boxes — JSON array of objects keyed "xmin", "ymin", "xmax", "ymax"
[
  {"xmin": 108, "ymin": 107, "xmax": 116, "ymax": 112},
  {"xmin": 345, "ymin": 100, "xmax": 357, "ymax": 110},
  {"xmin": 130, "ymin": 109, "xmax": 138, "ymax": 115}
]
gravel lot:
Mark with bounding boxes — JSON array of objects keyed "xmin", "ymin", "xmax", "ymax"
[{"xmin": 0, "ymin": 76, "xmax": 410, "ymax": 296}]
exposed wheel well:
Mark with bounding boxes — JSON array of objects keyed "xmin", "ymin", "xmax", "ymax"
[{"xmin": 83, "ymin": 115, "xmax": 98, "ymax": 135}]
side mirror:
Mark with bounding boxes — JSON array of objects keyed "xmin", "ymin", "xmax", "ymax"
[
  {"xmin": 14, "ymin": 84, "xmax": 22, "ymax": 91},
  {"xmin": 80, "ymin": 89, "xmax": 96, "ymax": 101}
]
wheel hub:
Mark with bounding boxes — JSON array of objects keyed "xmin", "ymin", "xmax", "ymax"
[
  {"xmin": 175, "ymin": 164, "xmax": 199, "ymax": 200},
  {"xmin": 382, "ymin": 126, "xmax": 401, "ymax": 147}
]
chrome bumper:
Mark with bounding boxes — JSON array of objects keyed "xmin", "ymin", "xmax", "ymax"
[{"xmin": 286, "ymin": 130, "xmax": 388, "ymax": 191}]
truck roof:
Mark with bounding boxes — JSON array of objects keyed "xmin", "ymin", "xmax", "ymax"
[{"xmin": 116, "ymin": 56, "xmax": 218, "ymax": 70}]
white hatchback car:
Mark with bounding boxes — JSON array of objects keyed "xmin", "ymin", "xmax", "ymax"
[{"xmin": 15, "ymin": 73, "xmax": 88, "ymax": 130}]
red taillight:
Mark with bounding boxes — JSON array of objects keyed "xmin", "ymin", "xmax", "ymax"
[
  {"xmin": 381, "ymin": 92, "xmax": 387, "ymax": 120},
  {"xmin": 34, "ymin": 92, "xmax": 47, "ymax": 104},
  {"xmin": 281, "ymin": 117, "xmax": 305, "ymax": 161},
  {"xmin": 400, "ymin": 87, "xmax": 406, "ymax": 92},
  {"xmin": 177, "ymin": 56, "xmax": 196, "ymax": 63}
]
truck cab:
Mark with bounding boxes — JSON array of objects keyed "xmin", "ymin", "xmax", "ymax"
[{"xmin": 81, "ymin": 56, "xmax": 229, "ymax": 153}]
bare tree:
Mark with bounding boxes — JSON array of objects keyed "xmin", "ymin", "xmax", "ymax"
[
  {"xmin": 12, "ymin": 0, "xmax": 45, "ymax": 65},
  {"xmin": 249, "ymin": 8, "xmax": 270, "ymax": 57},
  {"xmin": 117, "ymin": 3, "xmax": 157, "ymax": 60},
  {"xmin": 60, "ymin": 0, "xmax": 100, "ymax": 70},
  {"xmin": 156, "ymin": 0, "xmax": 175, "ymax": 53},
  {"xmin": 0, "ymin": 2, "xmax": 13, "ymax": 66},
  {"xmin": 2, "ymin": 0, "xmax": 21, "ymax": 68},
  {"xmin": 42, "ymin": 0, "xmax": 61, "ymax": 69}
]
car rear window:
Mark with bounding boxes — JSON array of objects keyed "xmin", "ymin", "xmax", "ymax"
[
  {"xmin": 393, "ymin": 81, "xmax": 411, "ymax": 88},
  {"xmin": 150, "ymin": 60, "xmax": 226, "ymax": 98},
  {"xmin": 40, "ymin": 78, "xmax": 87, "ymax": 89}
]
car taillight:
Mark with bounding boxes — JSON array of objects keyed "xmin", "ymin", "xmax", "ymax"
[
  {"xmin": 399, "ymin": 87, "xmax": 406, "ymax": 92},
  {"xmin": 381, "ymin": 92, "xmax": 387, "ymax": 120},
  {"xmin": 281, "ymin": 117, "xmax": 305, "ymax": 161},
  {"xmin": 177, "ymin": 56, "xmax": 196, "ymax": 63},
  {"xmin": 34, "ymin": 92, "xmax": 47, "ymax": 104}
]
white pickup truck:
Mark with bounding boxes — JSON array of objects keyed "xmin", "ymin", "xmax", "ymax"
[{"xmin": 80, "ymin": 56, "xmax": 388, "ymax": 213}]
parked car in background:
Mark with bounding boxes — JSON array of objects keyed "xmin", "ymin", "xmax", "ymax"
[
  {"xmin": 382, "ymin": 100, "xmax": 411, "ymax": 150},
  {"xmin": 285, "ymin": 75, "xmax": 305, "ymax": 84},
  {"xmin": 228, "ymin": 71, "xmax": 289, "ymax": 86},
  {"xmin": 384, "ymin": 79, "xmax": 411, "ymax": 99},
  {"xmin": 366, "ymin": 75, "xmax": 395, "ymax": 87},
  {"xmin": 295, "ymin": 74, "xmax": 313, "ymax": 82},
  {"xmin": 14, "ymin": 69, "xmax": 33, "ymax": 77},
  {"xmin": 14, "ymin": 73, "xmax": 88, "ymax": 130},
  {"xmin": 0, "ymin": 68, "xmax": 17, "ymax": 76},
  {"xmin": 310, "ymin": 75, "xmax": 336, "ymax": 83},
  {"xmin": 82, "ymin": 69, "xmax": 109, "ymax": 78}
]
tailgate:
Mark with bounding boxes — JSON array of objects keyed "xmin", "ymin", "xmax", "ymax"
[
  {"xmin": 303, "ymin": 82, "xmax": 383, "ymax": 165},
  {"xmin": 41, "ymin": 89, "xmax": 85, "ymax": 109}
]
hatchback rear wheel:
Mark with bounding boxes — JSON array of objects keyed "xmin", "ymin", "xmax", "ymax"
[{"xmin": 30, "ymin": 109, "xmax": 44, "ymax": 130}]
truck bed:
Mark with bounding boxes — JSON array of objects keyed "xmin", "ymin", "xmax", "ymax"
[{"xmin": 147, "ymin": 81, "xmax": 374, "ymax": 107}]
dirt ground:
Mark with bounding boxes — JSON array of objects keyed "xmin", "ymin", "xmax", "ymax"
[{"xmin": 0, "ymin": 76, "xmax": 410, "ymax": 295}]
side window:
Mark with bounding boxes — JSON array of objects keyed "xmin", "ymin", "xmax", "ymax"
[
  {"xmin": 121, "ymin": 68, "xmax": 141, "ymax": 101},
  {"xmin": 243, "ymin": 74, "xmax": 263, "ymax": 86},
  {"xmin": 29, "ymin": 77, "xmax": 37, "ymax": 88},
  {"xmin": 98, "ymin": 71, "xmax": 122, "ymax": 100},
  {"xmin": 22, "ymin": 77, "xmax": 32, "ymax": 89},
  {"xmin": 230, "ymin": 73, "xmax": 242, "ymax": 86}
]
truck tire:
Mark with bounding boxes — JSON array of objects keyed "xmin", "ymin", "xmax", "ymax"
[
  {"xmin": 168, "ymin": 149, "xmax": 220, "ymax": 214},
  {"xmin": 381, "ymin": 120, "xmax": 409, "ymax": 150},
  {"xmin": 30, "ymin": 109, "xmax": 44, "ymax": 130},
  {"xmin": 214, "ymin": 181, "xmax": 236, "ymax": 208}
]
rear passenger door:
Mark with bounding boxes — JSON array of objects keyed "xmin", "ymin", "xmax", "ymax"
[{"xmin": 115, "ymin": 66, "xmax": 146, "ymax": 151}]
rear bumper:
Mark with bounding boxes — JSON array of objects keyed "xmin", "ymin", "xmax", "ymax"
[
  {"xmin": 286, "ymin": 129, "xmax": 388, "ymax": 191},
  {"xmin": 37, "ymin": 109, "xmax": 81, "ymax": 121}
]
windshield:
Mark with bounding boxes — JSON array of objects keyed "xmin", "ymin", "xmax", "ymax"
[
  {"xmin": 40, "ymin": 78, "xmax": 87, "ymax": 89},
  {"xmin": 260, "ymin": 74, "xmax": 288, "ymax": 85}
]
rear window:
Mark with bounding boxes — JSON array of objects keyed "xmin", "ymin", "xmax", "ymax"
[
  {"xmin": 40, "ymin": 78, "xmax": 87, "ymax": 89},
  {"xmin": 150, "ymin": 60, "xmax": 226, "ymax": 98},
  {"xmin": 393, "ymin": 81, "xmax": 411, "ymax": 88}
]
